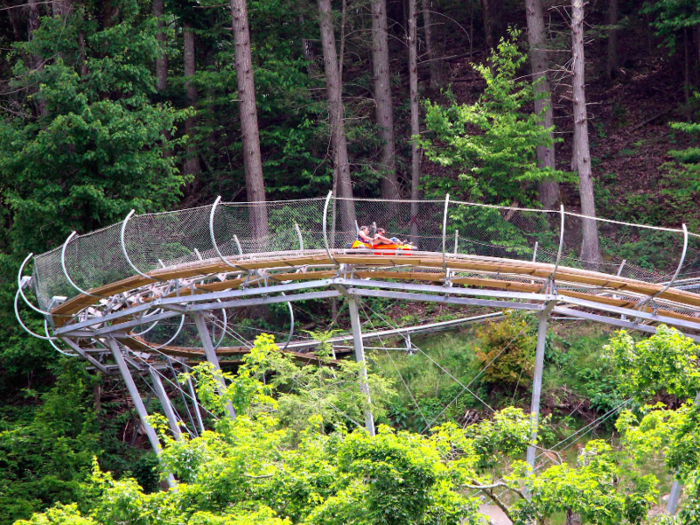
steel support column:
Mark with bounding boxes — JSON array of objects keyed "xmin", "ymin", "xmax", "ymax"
[
  {"xmin": 106, "ymin": 338, "xmax": 175, "ymax": 488},
  {"xmin": 527, "ymin": 301, "xmax": 556, "ymax": 469},
  {"xmin": 148, "ymin": 368, "xmax": 182, "ymax": 440},
  {"xmin": 347, "ymin": 296, "xmax": 376, "ymax": 436},
  {"xmin": 193, "ymin": 313, "xmax": 236, "ymax": 419},
  {"xmin": 667, "ymin": 480, "xmax": 683, "ymax": 516},
  {"xmin": 666, "ymin": 391, "xmax": 700, "ymax": 514}
]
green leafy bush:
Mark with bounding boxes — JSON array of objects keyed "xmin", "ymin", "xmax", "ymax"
[{"xmin": 475, "ymin": 312, "xmax": 536, "ymax": 385}]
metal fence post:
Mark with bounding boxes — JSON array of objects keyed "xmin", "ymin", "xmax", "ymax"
[
  {"xmin": 442, "ymin": 194, "xmax": 450, "ymax": 274},
  {"xmin": 544, "ymin": 205, "xmax": 565, "ymax": 292},
  {"xmin": 17, "ymin": 254, "xmax": 56, "ymax": 316},
  {"xmin": 121, "ymin": 210, "xmax": 158, "ymax": 281},
  {"xmin": 61, "ymin": 232, "xmax": 100, "ymax": 298},
  {"xmin": 322, "ymin": 190, "xmax": 337, "ymax": 264},
  {"xmin": 295, "ymin": 222, "xmax": 304, "ymax": 251}
]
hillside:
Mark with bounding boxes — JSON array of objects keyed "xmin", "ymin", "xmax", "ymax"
[{"xmin": 1, "ymin": 0, "xmax": 700, "ymax": 523}]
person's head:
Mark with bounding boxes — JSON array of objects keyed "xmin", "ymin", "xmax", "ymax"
[
  {"xmin": 377, "ymin": 228, "xmax": 386, "ymax": 234},
  {"xmin": 360, "ymin": 225, "xmax": 369, "ymax": 233}
]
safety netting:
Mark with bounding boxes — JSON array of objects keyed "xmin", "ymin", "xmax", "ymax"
[{"xmin": 30, "ymin": 195, "xmax": 693, "ymax": 311}]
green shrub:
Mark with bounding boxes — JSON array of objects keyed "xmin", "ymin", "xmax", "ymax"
[{"xmin": 474, "ymin": 312, "xmax": 536, "ymax": 384}]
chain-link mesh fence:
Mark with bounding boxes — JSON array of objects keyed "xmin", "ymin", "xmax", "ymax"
[{"xmin": 29, "ymin": 195, "xmax": 693, "ymax": 311}]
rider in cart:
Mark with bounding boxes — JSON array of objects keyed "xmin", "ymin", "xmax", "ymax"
[
  {"xmin": 373, "ymin": 228, "xmax": 413, "ymax": 247},
  {"xmin": 357, "ymin": 225, "xmax": 374, "ymax": 244}
]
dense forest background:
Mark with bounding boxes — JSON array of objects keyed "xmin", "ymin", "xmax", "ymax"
[{"xmin": 1, "ymin": 0, "xmax": 700, "ymax": 523}]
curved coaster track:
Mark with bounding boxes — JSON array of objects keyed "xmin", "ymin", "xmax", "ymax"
[{"xmin": 15, "ymin": 193, "xmax": 700, "ymax": 510}]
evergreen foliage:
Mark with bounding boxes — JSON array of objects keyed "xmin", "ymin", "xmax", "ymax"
[{"xmin": 420, "ymin": 31, "xmax": 567, "ymax": 207}]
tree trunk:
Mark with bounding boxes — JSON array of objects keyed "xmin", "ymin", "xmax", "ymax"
[
  {"xmin": 371, "ymin": 0, "xmax": 400, "ymax": 200},
  {"xmin": 27, "ymin": 0, "xmax": 47, "ymax": 117},
  {"xmin": 154, "ymin": 0, "xmax": 167, "ymax": 92},
  {"xmin": 606, "ymin": 0, "xmax": 620, "ymax": 79},
  {"xmin": 421, "ymin": 0, "xmax": 439, "ymax": 89},
  {"xmin": 571, "ymin": 0, "xmax": 600, "ymax": 267},
  {"xmin": 684, "ymin": 27, "xmax": 691, "ymax": 116},
  {"xmin": 481, "ymin": 0, "xmax": 504, "ymax": 51},
  {"xmin": 7, "ymin": 1, "xmax": 23, "ymax": 41},
  {"xmin": 318, "ymin": 0, "xmax": 356, "ymax": 233},
  {"xmin": 408, "ymin": 0, "xmax": 420, "ymax": 241},
  {"xmin": 525, "ymin": 0, "xmax": 559, "ymax": 209},
  {"xmin": 230, "ymin": 0, "xmax": 268, "ymax": 238},
  {"xmin": 52, "ymin": 0, "xmax": 71, "ymax": 17},
  {"xmin": 183, "ymin": 23, "xmax": 201, "ymax": 179},
  {"xmin": 78, "ymin": 28, "xmax": 87, "ymax": 77}
]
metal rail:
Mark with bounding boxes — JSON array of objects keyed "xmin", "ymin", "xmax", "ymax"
[
  {"xmin": 636, "ymin": 223, "xmax": 688, "ymax": 311},
  {"xmin": 121, "ymin": 210, "xmax": 157, "ymax": 281},
  {"xmin": 17, "ymin": 253, "xmax": 53, "ymax": 316},
  {"xmin": 61, "ymin": 232, "xmax": 101, "ymax": 298}
]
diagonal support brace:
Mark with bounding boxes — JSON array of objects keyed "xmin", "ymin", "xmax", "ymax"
[
  {"xmin": 193, "ymin": 313, "xmax": 236, "ymax": 419},
  {"xmin": 106, "ymin": 338, "xmax": 175, "ymax": 488}
]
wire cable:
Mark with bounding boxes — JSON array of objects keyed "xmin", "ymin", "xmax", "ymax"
[
  {"xmin": 362, "ymin": 301, "xmax": 495, "ymax": 413},
  {"xmin": 358, "ymin": 301, "xmax": 431, "ymax": 430}
]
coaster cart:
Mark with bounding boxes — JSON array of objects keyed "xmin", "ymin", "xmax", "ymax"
[{"xmin": 350, "ymin": 240, "xmax": 415, "ymax": 255}]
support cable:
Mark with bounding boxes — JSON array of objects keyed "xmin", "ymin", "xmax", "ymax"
[
  {"xmin": 123, "ymin": 346, "xmax": 221, "ymax": 421},
  {"xmin": 545, "ymin": 398, "xmax": 632, "ymax": 456},
  {"xmin": 282, "ymin": 364, "xmax": 365, "ymax": 431},
  {"xmin": 138, "ymin": 373, "xmax": 195, "ymax": 439},
  {"xmin": 419, "ymin": 322, "xmax": 529, "ymax": 434},
  {"xmin": 358, "ymin": 301, "xmax": 430, "ymax": 430},
  {"xmin": 363, "ymin": 301, "xmax": 494, "ymax": 413},
  {"xmin": 166, "ymin": 357, "xmax": 200, "ymax": 438},
  {"xmin": 120, "ymin": 336, "xmax": 219, "ymax": 421}
]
